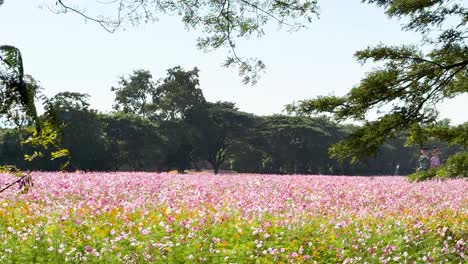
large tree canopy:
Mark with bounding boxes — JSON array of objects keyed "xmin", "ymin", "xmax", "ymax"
[
  {"xmin": 111, "ymin": 69, "xmax": 157, "ymax": 118},
  {"xmin": 288, "ymin": 0, "xmax": 467, "ymax": 162},
  {"xmin": 153, "ymin": 67, "xmax": 206, "ymax": 120},
  {"xmin": 187, "ymin": 101, "xmax": 256, "ymax": 174},
  {"xmin": 111, "ymin": 66, "xmax": 206, "ymax": 121}
]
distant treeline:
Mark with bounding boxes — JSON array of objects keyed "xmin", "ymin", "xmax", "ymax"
[
  {"xmin": 0, "ymin": 68, "xmax": 463, "ymax": 175},
  {"xmin": 1, "ymin": 102, "xmax": 461, "ymax": 175}
]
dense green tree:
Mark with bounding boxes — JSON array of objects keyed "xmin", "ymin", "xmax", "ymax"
[
  {"xmin": 160, "ymin": 119, "xmax": 195, "ymax": 173},
  {"xmin": 228, "ymin": 144, "xmax": 265, "ymax": 173},
  {"xmin": 288, "ymin": 0, "xmax": 467, "ymax": 164},
  {"xmin": 187, "ymin": 101, "xmax": 256, "ymax": 174},
  {"xmin": 429, "ymin": 122, "xmax": 467, "ymax": 150},
  {"xmin": 153, "ymin": 66, "xmax": 206, "ymax": 121},
  {"xmin": 50, "ymin": 92, "xmax": 109, "ymax": 171},
  {"xmin": 103, "ymin": 113, "xmax": 167, "ymax": 171},
  {"xmin": 108, "ymin": 66, "xmax": 207, "ymax": 173},
  {"xmin": 112, "ymin": 67, "xmax": 206, "ymax": 121},
  {"xmin": 111, "ymin": 70, "xmax": 157, "ymax": 118},
  {"xmin": 50, "ymin": 92, "xmax": 91, "ymax": 111},
  {"xmin": 259, "ymin": 115, "xmax": 337, "ymax": 174},
  {"xmin": 0, "ymin": 129, "xmax": 26, "ymax": 167}
]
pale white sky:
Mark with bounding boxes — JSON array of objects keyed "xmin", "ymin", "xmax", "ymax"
[{"xmin": 1, "ymin": 0, "xmax": 466, "ymax": 124}]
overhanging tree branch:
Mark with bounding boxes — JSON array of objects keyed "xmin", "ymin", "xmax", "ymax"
[{"xmin": 50, "ymin": 0, "xmax": 318, "ymax": 84}]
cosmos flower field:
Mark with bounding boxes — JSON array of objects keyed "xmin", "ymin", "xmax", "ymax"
[{"xmin": 0, "ymin": 173, "xmax": 466, "ymax": 263}]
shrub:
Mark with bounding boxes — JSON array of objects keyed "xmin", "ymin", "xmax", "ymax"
[
  {"xmin": 436, "ymin": 151, "xmax": 468, "ymax": 179},
  {"xmin": 408, "ymin": 168, "xmax": 438, "ymax": 182}
]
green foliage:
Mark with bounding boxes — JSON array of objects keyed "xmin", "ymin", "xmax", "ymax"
[
  {"xmin": 109, "ymin": 67, "xmax": 206, "ymax": 172},
  {"xmin": 363, "ymin": 0, "xmax": 466, "ymax": 40},
  {"xmin": 50, "ymin": 91, "xmax": 91, "ymax": 111},
  {"xmin": 405, "ymin": 121, "xmax": 467, "ymax": 150},
  {"xmin": 288, "ymin": 0, "xmax": 467, "ymax": 164},
  {"xmin": 103, "ymin": 112, "xmax": 167, "ymax": 171},
  {"xmin": 111, "ymin": 70, "xmax": 156, "ymax": 118},
  {"xmin": 153, "ymin": 66, "xmax": 206, "ymax": 120},
  {"xmin": 111, "ymin": 67, "xmax": 206, "ymax": 121},
  {"xmin": 0, "ymin": 165, "xmax": 24, "ymax": 177},
  {"xmin": 430, "ymin": 122, "xmax": 468, "ymax": 149},
  {"xmin": 21, "ymin": 120, "xmax": 70, "ymax": 170},
  {"xmin": 48, "ymin": 92, "xmax": 107, "ymax": 170},
  {"xmin": 1, "ymin": 45, "xmax": 69, "ymax": 173},
  {"xmin": 407, "ymin": 168, "xmax": 438, "ymax": 182},
  {"xmin": 258, "ymin": 115, "xmax": 338, "ymax": 174},
  {"xmin": 0, "ymin": 129, "xmax": 25, "ymax": 166},
  {"xmin": 187, "ymin": 101, "xmax": 256, "ymax": 174},
  {"xmin": 436, "ymin": 151, "xmax": 468, "ymax": 179},
  {"xmin": 161, "ymin": 119, "xmax": 195, "ymax": 173},
  {"xmin": 405, "ymin": 123, "xmax": 431, "ymax": 148}
]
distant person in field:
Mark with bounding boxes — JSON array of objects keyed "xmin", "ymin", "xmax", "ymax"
[
  {"xmin": 394, "ymin": 164, "xmax": 400, "ymax": 176},
  {"xmin": 418, "ymin": 148, "xmax": 430, "ymax": 171},
  {"xmin": 430, "ymin": 147, "xmax": 441, "ymax": 169}
]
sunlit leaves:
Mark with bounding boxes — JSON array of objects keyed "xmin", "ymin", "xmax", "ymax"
[
  {"xmin": 153, "ymin": 66, "xmax": 206, "ymax": 120},
  {"xmin": 111, "ymin": 69, "xmax": 157, "ymax": 118}
]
